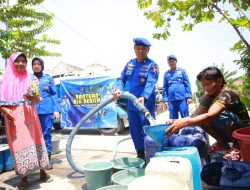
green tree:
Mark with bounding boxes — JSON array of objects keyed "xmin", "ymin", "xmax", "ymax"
[
  {"xmin": 137, "ymin": 0, "xmax": 250, "ymax": 89},
  {"xmin": 0, "ymin": 0, "xmax": 60, "ymax": 59}
]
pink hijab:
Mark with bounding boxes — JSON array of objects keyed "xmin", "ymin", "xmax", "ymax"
[{"xmin": 0, "ymin": 52, "xmax": 32, "ymax": 104}]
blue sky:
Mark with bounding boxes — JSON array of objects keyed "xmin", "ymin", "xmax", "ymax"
[{"xmin": 2, "ymin": 0, "xmax": 249, "ymax": 91}]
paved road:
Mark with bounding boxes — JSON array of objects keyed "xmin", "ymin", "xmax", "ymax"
[{"xmin": 0, "ymin": 112, "xmax": 169, "ymax": 190}]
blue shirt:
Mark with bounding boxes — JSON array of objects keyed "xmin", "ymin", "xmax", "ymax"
[
  {"xmin": 114, "ymin": 58, "xmax": 159, "ymax": 112},
  {"xmin": 162, "ymin": 68, "xmax": 192, "ymax": 102},
  {"xmin": 36, "ymin": 74, "xmax": 61, "ymax": 114}
]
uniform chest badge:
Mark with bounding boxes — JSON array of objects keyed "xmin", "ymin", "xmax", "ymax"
[
  {"xmin": 141, "ymin": 78, "xmax": 145, "ymax": 83},
  {"xmin": 44, "ymin": 86, "xmax": 49, "ymax": 91}
]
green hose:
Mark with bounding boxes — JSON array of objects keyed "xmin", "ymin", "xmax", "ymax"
[{"xmin": 66, "ymin": 92, "xmax": 151, "ymax": 174}]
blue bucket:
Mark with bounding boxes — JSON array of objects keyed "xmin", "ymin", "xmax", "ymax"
[
  {"xmin": 0, "ymin": 151, "xmax": 3, "ymax": 173},
  {"xmin": 143, "ymin": 124, "xmax": 170, "ymax": 147},
  {"xmin": 155, "ymin": 146, "xmax": 201, "ymax": 190}
]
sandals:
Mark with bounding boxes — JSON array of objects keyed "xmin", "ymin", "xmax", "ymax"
[
  {"xmin": 207, "ymin": 142, "xmax": 231, "ymax": 154},
  {"xmin": 223, "ymin": 149, "xmax": 242, "ymax": 161}
]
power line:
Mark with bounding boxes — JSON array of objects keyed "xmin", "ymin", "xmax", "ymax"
[{"xmin": 39, "ymin": 4, "xmax": 102, "ymax": 52}]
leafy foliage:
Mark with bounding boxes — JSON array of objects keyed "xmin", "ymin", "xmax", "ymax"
[
  {"xmin": 0, "ymin": 0, "xmax": 60, "ymax": 59},
  {"xmin": 137, "ymin": 0, "xmax": 250, "ymax": 103}
]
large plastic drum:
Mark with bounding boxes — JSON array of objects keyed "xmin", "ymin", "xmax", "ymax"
[
  {"xmin": 128, "ymin": 174, "xmax": 188, "ymax": 190},
  {"xmin": 145, "ymin": 156, "xmax": 193, "ymax": 190},
  {"xmin": 111, "ymin": 168, "xmax": 145, "ymax": 185}
]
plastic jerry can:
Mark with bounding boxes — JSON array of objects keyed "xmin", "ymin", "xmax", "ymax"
[
  {"xmin": 145, "ymin": 156, "xmax": 193, "ymax": 190},
  {"xmin": 155, "ymin": 147, "xmax": 202, "ymax": 190}
]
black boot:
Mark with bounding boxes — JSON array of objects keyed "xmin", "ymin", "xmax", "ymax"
[
  {"xmin": 47, "ymin": 153, "xmax": 53, "ymax": 170},
  {"xmin": 136, "ymin": 150, "xmax": 145, "ymax": 160}
]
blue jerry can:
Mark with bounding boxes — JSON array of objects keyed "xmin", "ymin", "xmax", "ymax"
[{"xmin": 0, "ymin": 144, "xmax": 14, "ymax": 172}]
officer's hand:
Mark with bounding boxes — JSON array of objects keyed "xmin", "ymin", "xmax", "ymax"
[
  {"xmin": 164, "ymin": 102, "xmax": 168, "ymax": 110},
  {"xmin": 138, "ymin": 97, "xmax": 145, "ymax": 105},
  {"xmin": 54, "ymin": 112, "xmax": 60, "ymax": 120},
  {"xmin": 113, "ymin": 89, "xmax": 122, "ymax": 100},
  {"xmin": 187, "ymin": 98, "xmax": 192, "ymax": 105}
]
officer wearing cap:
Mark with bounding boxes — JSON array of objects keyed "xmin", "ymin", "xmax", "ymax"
[
  {"xmin": 162, "ymin": 55, "xmax": 192, "ymax": 120},
  {"xmin": 113, "ymin": 37, "xmax": 159, "ymax": 160}
]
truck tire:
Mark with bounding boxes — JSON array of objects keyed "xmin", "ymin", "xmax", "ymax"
[{"xmin": 98, "ymin": 118, "xmax": 125, "ymax": 135}]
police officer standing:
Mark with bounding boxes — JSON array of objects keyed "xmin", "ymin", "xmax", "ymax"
[
  {"xmin": 163, "ymin": 55, "xmax": 192, "ymax": 120},
  {"xmin": 32, "ymin": 58, "xmax": 61, "ymax": 169},
  {"xmin": 113, "ymin": 38, "xmax": 159, "ymax": 159}
]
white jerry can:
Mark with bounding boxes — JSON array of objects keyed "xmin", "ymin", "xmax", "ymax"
[{"xmin": 145, "ymin": 156, "xmax": 193, "ymax": 190}]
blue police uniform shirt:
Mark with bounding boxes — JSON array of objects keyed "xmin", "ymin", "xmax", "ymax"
[
  {"xmin": 36, "ymin": 73, "xmax": 61, "ymax": 114},
  {"xmin": 162, "ymin": 68, "xmax": 192, "ymax": 102},
  {"xmin": 115, "ymin": 58, "xmax": 159, "ymax": 112}
]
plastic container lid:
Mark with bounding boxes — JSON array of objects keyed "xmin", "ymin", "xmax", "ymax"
[
  {"xmin": 112, "ymin": 168, "xmax": 145, "ymax": 185},
  {"xmin": 112, "ymin": 157, "xmax": 144, "ymax": 170}
]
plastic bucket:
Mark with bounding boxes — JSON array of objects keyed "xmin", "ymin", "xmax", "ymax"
[
  {"xmin": 111, "ymin": 168, "xmax": 145, "ymax": 185},
  {"xmin": 51, "ymin": 136, "xmax": 61, "ymax": 155},
  {"xmin": 143, "ymin": 124, "xmax": 170, "ymax": 147},
  {"xmin": 83, "ymin": 161, "xmax": 114, "ymax": 190},
  {"xmin": 127, "ymin": 174, "xmax": 188, "ymax": 190},
  {"xmin": 97, "ymin": 185, "xmax": 128, "ymax": 190},
  {"xmin": 232, "ymin": 127, "xmax": 250, "ymax": 162},
  {"xmin": 112, "ymin": 157, "xmax": 144, "ymax": 173}
]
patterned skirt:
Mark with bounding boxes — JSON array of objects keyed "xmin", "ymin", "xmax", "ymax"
[{"xmin": 4, "ymin": 104, "xmax": 49, "ymax": 177}]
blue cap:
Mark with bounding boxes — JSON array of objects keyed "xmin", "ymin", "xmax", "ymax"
[
  {"xmin": 133, "ymin": 38, "xmax": 151, "ymax": 47},
  {"xmin": 167, "ymin": 55, "xmax": 177, "ymax": 61}
]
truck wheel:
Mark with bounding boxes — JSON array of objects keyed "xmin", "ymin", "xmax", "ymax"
[{"xmin": 98, "ymin": 118, "xmax": 125, "ymax": 135}]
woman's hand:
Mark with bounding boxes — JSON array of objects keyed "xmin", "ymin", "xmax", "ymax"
[
  {"xmin": 23, "ymin": 93, "xmax": 42, "ymax": 103},
  {"xmin": 1, "ymin": 107, "xmax": 15, "ymax": 121},
  {"xmin": 165, "ymin": 117, "xmax": 190, "ymax": 137}
]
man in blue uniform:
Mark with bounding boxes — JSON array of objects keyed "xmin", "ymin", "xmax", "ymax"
[
  {"xmin": 162, "ymin": 55, "xmax": 192, "ymax": 120},
  {"xmin": 113, "ymin": 37, "xmax": 159, "ymax": 159},
  {"xmin": 32, "ymin": 57, "xmax": 61, "ymax": 169}
]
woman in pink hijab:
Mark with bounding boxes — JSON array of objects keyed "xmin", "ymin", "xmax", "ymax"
[{"xmin": 0, "ymin": 52, "xmax": 51, "ymax": 189}]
